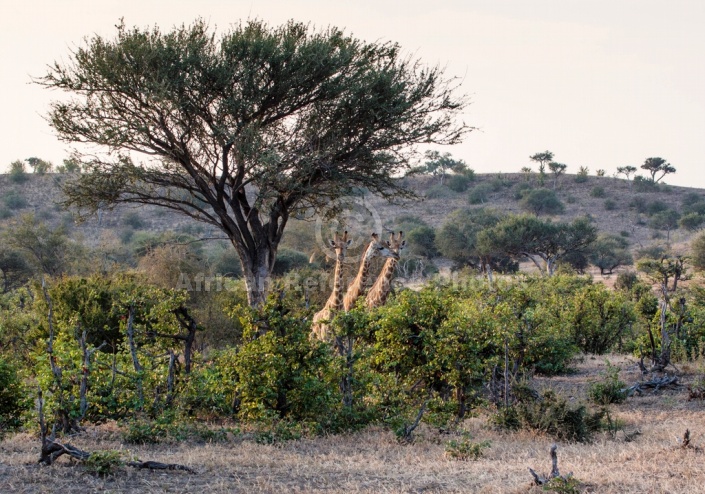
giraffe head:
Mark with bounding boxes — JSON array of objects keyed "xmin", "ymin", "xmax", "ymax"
[
  {"xmin": 328, "ymin": 231, "xmax": 351, "ymax": 260},
  {"xmin": 386, "ymin": 231, "xmax": 406, "ymax": 256},
  {"xmin": 364, "ymin": 233, "xmax": 400, "ymax": 262}
]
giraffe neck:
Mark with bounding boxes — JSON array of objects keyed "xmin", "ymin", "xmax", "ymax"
[
  {"xmin": 367, "ymin": 257, "xmax": 398, "ymax": 307},
  {"xmin": 343, "ymin": 244, "xmax": 375, "ymax": 310},
  {"xmin": 327, "ymin": 253, "xmax": 345, "ymax": 311}
]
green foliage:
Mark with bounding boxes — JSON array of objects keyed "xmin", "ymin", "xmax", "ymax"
[
  {"xmin": 633, "ymin": 175, "xmax": 659, "ymax": 192},
  {"xmin": 575, "ymin": 166, "xmax": 589, "ymax": 183},
  {"xmin": 641, "ymin": 156, "xmax": 675, "ymax": 183},
  {"xmin": 588, "ymin": 234, "xmax": 633, "ymax": 275},
  {"xmin": 446, "ymin": 173, "xmax": 473, "ymax": 192},
  {"xmin": 9, "ymin": 160, "xmax": 28, "ymax": 183},
  {"xmin": 444, "ymin": 435, "xmax": 491, "ymax": 461},
  {"xmin": 604, "ymin": 199, "xmax": 616, "ymax": 210},
  {"xmin": 272, "ymin": 248, "xmax": 310, "ymax": 275},
  {"xmin": 425, "ymin": 183, "xmax": 456, "ymax": 199},
  {"xmin": 85, "ymin": 450, "xmax": 125, "ymax": 476},
  {"xmin": 122, "ymin": 212, "xmax": 144, "ymax": 229},
  {"xmin": 122, "ymin": 411, "xmax": 232, "ymax": 444},
  {"xmin": 692, "ymin": 232, "xmax": 705, "ymax": 271},
  {"xmin": 513, "ymin": 181, "xmax": 533, "ymax": 199},
  {"xmin": 520, "ymin": 188, "xmax": 564, "ymax": 216},
  {"xmin": 543, "ymin": 476, "xmax": 582, "ymax": 494},
  {"xmin": 588, "ymin": 362, "xmax": 627, "ymax": 405},
  {"xmin": 0, "ymin": 357, "xmax": 27, "ymax": 431},
  {"xmin": 679, "ymin": 212, "xmax": 705, "ymax": 231},
  {"xmin": 514, "ymin": 388, "xmax": 604, "ymax": 442},
  {"xmin": 405, "ymin": 226, "xmax": 438, "ymax": 258},
  {"xmin": 589, "ymin": 186, "xmax": 606, "ymax": 198},
  {"xmin": 564, "ymin": 284, "xmax": 636, "ymax": 354},
  {"xmin": 3, "ymin": 191, "xmax": 28, "ymax": 210},
  {"xmin": 468, "ymin": 183, "xmax": 494, "ymax": 204},
  {"xmin": 26, "ymin": 157, "xmax": 53, "ymax": 175},
  {"xmin": 232, "ymin": 295, "xmax": 337, "ymax": 424}
]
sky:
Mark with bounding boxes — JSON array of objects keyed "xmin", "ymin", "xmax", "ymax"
[{"xmin": 1, "ymin": 0, "xmax": 704, "ymax": 187}]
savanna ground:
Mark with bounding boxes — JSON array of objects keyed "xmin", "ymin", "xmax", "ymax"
[{"xmin": 2, "ymin": 355, "xmax": 704, "ymax": 493}]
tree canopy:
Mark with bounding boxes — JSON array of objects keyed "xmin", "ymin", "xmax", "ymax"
[
  {"xmin": 38, "ymin": 19, "xmax": 470, "ymax": 306},
  {"xmin": 641, "ymin": 157, "xmax": 675, "ymax": 183}
]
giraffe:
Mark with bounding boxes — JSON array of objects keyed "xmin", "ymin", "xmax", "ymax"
[
  {"xmin": 343, "ymin": 233, "xmax": 399, "ymax": 312},
  {"xmin": 311, "ymin": 231, "xmax": 351, "ymax": 341},
  {"xmin": 365, "ymin": 231, "xmax": 406, "ymax": 308}
]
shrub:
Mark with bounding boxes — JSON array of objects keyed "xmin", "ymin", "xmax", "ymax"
[
  {"xmin": 520, "ymin": 188, "xmax": 564, "ymax": 215},
  {"xmin": 513, "ymin": 181, "xmax": 533, "ymax": 200},
  {"xmin": 85, "ymin": 450, "xmax": 125, "ymax": 476},
  {"xmin": 633, "ymin": 176, "xmax": 659, "ymax": 192},
  {"xmin": 679, "ymin": 212, "xmax": 705, "ymax": 231},
  {"xmin": 9, "ymin": 160, "xmax": 28, "ymax": 183},
  {"xmin": 604, "ymin": 199, "xmax": 616, "ymax": 210},
  {"xmin": 691, "ymin": 232, "xmax": 705, "ymax": 271},
  {"xmin": 425, "ymin": 183, "xmax": 455, "ymax": 199},
  {"xmin": 122, "ymin": 212, "xmax": 144, "ymax": 229},
  {"xmin": 446, "ymin": 174, "xmax": 473, "ymax": 192},
  {"xmin": 405, "ymin": 226, "xmax": 438, "ymax": 258},
  {"xmin": 514, "ymin": 387, "xmax": 604, "ymax": 442},
  {"xmin": 574, "ymin": 166, "xmax": 589, "ymax": 183},
  {"xmin": 444, "ymin": 435, "xmax": 491, "ymax": 461},
  {"xmin": 645, "ymin": 200, "xmax": 668, "ymax": 216},
  {"xmin": 0, "ymin": 208, "xmax": 12, "ymax": 219},
  {"xmin": 595, "ymin": 169, "xmax": 606, "ymax": 177},
  {"xmin": 0, "ymin": 357, "xmax": 26, "ymax": 431},
  {"xmin": 3, "ymin": 192, "xmax": 28, "ymax": 210},
  {"xmin": 588, "ymin": 362, "xmax": 627, "ymax": 405},
  {"xmin": 467, "ymin": 183, "xmax": 494, "ymax": 204},
  {"xmin": 590, "ymin": 186, "xmax": 606, "ymax": 198},
  {"xmin": 272, "ymin": 248, "xmax": 309, "ymax": 275}
]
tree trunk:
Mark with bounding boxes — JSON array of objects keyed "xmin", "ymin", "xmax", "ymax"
[{"xmin": 237, "ymin": 242, "xmax": 276, "ymax": 308}]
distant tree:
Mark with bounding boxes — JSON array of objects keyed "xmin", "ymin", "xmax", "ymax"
[
  {"xmin": 679, "ymin": 212, "xmax": 705, "ymax": 231},
  {"xmin": 423, "ymin": 150, "xmax": 470, "ymax": 184},
  {"xmin": 406, "ymin": 225, "xmax": 438, "ymax": 258},
  {"xmin": 529, "ymin": 151, "xmax": 554, "ymax": 174},
  {"xmin": 520, "ymin": 188, "xmax": 564, "ymax": 216},
  {"xmin": 588, "ymin": 234, "xmax": 633, "ymax": 275},
  {"xmin": 616, "ymin": 165, "xmax": 637, "ymax": 187},
  {"xmin": 520, "ymin": 166, "xmax": 532, "ymax": 181},
  {"xmin": 0, "ymin": 249, "xmax": 32, "ymax": 292},
  {"xmin": 575, "ymin": 166, "xmax": 589, "ymax": 183},
  {"xmin": 641, "ymin": 157, "xmax": 675, "ymax": 183},
  {"xmin": 435, "ymin": 208, "xmax": 516, "ymax": 279},
  {"xmin": 25, "ymin": 157, "xmax": 52, "ymax": 174},
  {"xmin": 8, "ymin": 160, "xmax": 28, "ymax": 183},
  {"xmin": 56, "ymin": 158, "xmax": 82, "ymax": 173},
  {"xmin": 2, "ymin": 213, "xmax": 80, "ymax": 276},
  {"xmin": 692, "ymin": 232, "xmax": 705, "ymax": 271},
  {"xmin": 547, "ymin": 162, "xmax": 567, "ymax": 189},
  {"xmin": 648, "ymin": 209, "xmax": 681, "ymax": 241},
  {"xmin": 478, "ymin": 215, "xmax": 597, "ymax": 276},
  {"xmin": 38, "ymin": 20, "xmax": 469, "ymax": 307}
]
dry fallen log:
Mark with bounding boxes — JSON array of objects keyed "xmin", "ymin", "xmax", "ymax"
[
  {"xmin": 622, "ymin": 375, "xmax": 680, "ymax": 397},
  {"xmin": 127, "ymin": 460, "xmax": 197, "ymax": 473}
]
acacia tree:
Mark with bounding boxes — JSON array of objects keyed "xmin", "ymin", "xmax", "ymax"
[
  {"xmin": 477, "ymin": 215, "xmax": 597, "ymax": 276},
  {"xmin": 641, "ymin": 157, "xmax": 675, "ymax": 183},
  {"xmin": 38, "ymin": 20, "xmax": 469, "ymax": 307}
]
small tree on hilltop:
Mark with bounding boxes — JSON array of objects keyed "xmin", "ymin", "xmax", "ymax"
[
  {"xmin": 38, "ymin": 19, "xmax": 470, "ymax": 307},
  {"xmin": 616, "ymin": 165, "xmax": 637, "ymax": 187},
  {"xmin": 25, "ymin": 157, "xmax": 53, "ymax": 175},
  {"xmin": 547, "ymin": 162, "xmax": 567, "ymax": 190},
  {"xmin": 422, "ymin": 150, "xmax": 469, "ymax": 184},
  {"xmin": 529, "ymin": 151, "xmax": 554, "ymax": 174},
  {"xmin": 641, "ymin": 157, "xmax": 675, "ymax": 183}
]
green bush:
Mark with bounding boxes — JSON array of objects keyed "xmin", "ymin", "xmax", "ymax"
[
  {"xmin": 85, "ymin": 450, "xmax": 125, "ymax": 476},
  {"xmin": 272, "ymin": 248, "xmax": 310, "ymax": 275},
  {"xmin": 425, "ymin": 184, "xmax": 455, "ymax": 199},
  {"xmin": 446, "ymin": 174, "xmax": 473, "ymax": 192},
  {"xmin": 4, "ymin": 192, "xmax": 28, "ymax": 210},
  {"xmin": 604, "ymin": 199, "xmax": 616, "ymax": 211},
  {"xmin": 405, "ymin": 226, "xmax": 438, "ymax": 258},
  {"xmin": 444, "ymin": 435, "xmax": 491, "ymax": 461},
  {"xmin": 520, "ymin": 188, "xmax": 564, "ymax": 215},
  {"xmin": 680, "ymin": 212, "xmax": 705, "ymax": 231},
  {"xmin": 467, "ymin": 183, "xmax": 494, "ymax": 204},
  {"xmin": 588, "ymin": 362, "xmax": 627, "ymax": 405},
  {"xmin": 590, "ymin": 186, "xmax": 606, "ymax": 198},
  {"xmin": 633, "ymin": 176, "xmax": 659, "ymax": 192},
  {"xmin": 9, "ymin": 160, "xmax": 28, "ymax": 184},
  {"xmin": 574, "ymin": 166, "xmax": 589, "ymax": 183},
  {"xmin": 0, "ymin": 207, "xmax": 12, "ymax": 219},
  {"xmin": 513, "ymin": 181, "xmax": 533, "ymax": 200},
  {"xmin": 514, "ymin": 387, "xmax": 604, "ymax": 442},
  {"xmin": 122, "ymin": 212, "xmax": 145, "ymax": 229},
  {"xmin": 0, "ymin": 357, "xmax": 26, "ymax": 431}
]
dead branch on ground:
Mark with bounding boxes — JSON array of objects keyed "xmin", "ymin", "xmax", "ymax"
[
  {"xmin": 528, "ymin": 444, "xmax": 573, "ymax": 486},
  {"xmin": 622, "ymin": 375, "xmax": 680, "ymax": 397}
]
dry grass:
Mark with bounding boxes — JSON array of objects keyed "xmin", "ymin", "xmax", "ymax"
[{"xmin": 3, "ymin": 356, "xmax": 705, "ymax": 493}]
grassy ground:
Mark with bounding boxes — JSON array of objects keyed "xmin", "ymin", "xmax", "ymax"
[{"xmin": 2, "ymin": 355, "xmax": 705, "ymax": 493}]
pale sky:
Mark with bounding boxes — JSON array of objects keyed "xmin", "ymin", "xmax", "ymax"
[{"xmin": 1, "ymin": 1, "xmax": 704, "ymax": 187}]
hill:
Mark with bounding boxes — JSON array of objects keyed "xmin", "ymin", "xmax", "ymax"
[{"xmin": 0, "ymin": 171, "xmax": 702, "ymax": 275}]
